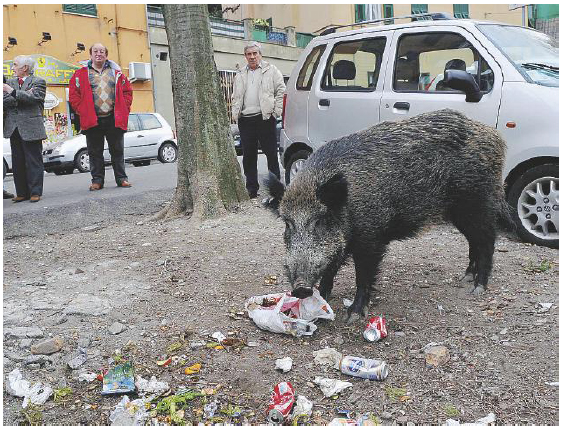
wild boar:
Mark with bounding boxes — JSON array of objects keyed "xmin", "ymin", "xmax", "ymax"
[{"xmin": 266, "ymin": 109, "xmax": 514, "ymax": 322}]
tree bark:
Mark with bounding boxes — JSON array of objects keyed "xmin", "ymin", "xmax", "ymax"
[{"xmin": 155, "ymin": 4, "xmax": 247, "ymax": 222}]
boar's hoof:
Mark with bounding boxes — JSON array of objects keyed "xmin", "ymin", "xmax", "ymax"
[
  {"xmin": 460, "ymin": 273, "xmax": 475, "ymax": 283},
  {"xmin": 345, "ymin": 312, "xmax": 361, "ymax": 324},
  {"xmin": 468, "ymin": 284, "xmax": 486, "ymax": 296},
  {"xmin": 291, "ymin": 287, "xmax": 314, "ymax": 299}
]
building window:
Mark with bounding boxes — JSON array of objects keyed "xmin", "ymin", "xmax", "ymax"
[
  {"xmin": 355, "ymin": 4, "xmax": 367, "ymax": 23},
  {"xmin": 147, "ymin": 4, "xmax": 165, "ymax": 27},
  {"xmin": 411, "ymin": 4, "xmax": 428, "ymax": 20},
  {"xmin": 383, "ymin": 4, "xmax": 394, "ymax": 24},
  {"xmin": 62, "ymin": 4, "xmax": 97, "ymax": 17},
  {"xmin": 453, "ymin": 4, "xmax": 469, "ymax": 19}
]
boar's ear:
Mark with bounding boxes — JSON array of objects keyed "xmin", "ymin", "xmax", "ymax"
[
  {"xmin": 263, "ymin": 171, "xmax": 285, "ymax": 215},
  {"xmin": 316, "ymin": 172, "xmax": 348, "ymax": 210}
]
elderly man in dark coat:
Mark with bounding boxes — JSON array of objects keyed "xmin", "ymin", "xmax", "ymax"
[{"xmin": 3, "ymin": 55, "xmax": 47, "ymax": 202}]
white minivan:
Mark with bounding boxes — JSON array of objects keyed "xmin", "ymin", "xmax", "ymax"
[{"xmin": 280, "ymin": 16, "xmax": 559, "ymax": 248}]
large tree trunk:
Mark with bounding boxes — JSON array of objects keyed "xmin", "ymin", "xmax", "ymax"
[{"xmin": 155, "ymin": 4, "xmax": 247, "ymax": 222}]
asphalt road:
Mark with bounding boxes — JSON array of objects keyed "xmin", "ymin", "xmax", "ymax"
[{"xmin": 3, "ymin": 154, "xmax": 283, "ymax": 237}]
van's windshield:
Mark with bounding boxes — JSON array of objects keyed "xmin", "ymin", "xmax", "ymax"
[{"xmin": 477, "ymin": 24, "xmax": 559, "ymax": 87}]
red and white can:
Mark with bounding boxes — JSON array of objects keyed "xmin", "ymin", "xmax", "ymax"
[
  {"xmin": 363, "ymin": 316, "xmax": 388, "ymax": 342},
  {"xmin": 266, "ymin": 381, "xmax": 295, "ymax": 424}
]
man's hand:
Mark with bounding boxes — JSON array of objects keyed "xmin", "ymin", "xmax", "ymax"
[{"xmin": 3, "ymin": 83, "xmax": 14, "ymax": 93}]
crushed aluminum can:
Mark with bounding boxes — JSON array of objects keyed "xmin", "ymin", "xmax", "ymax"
[
  {"xmin": 363, "ymin": 316, "xmax": 388, "ymax": 342},
  {"xmin": 339, "ymin": 355, "xmax": 389, "ymax": 381},
  {"xmin": 266, "ymin": 381, "xmax": 295, "ymax": 425}
]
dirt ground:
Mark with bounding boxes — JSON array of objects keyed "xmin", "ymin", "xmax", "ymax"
[{"xmin": 2, "ymin": 200, "xmax": 559, "ymax": 425}]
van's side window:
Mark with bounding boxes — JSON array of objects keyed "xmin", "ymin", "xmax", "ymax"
[
  {"xmin": 296, "ymin": 44, "xmax": 326, "ymax": 91},
  {"xmin": 394, "ymin": 32, "xmax": 494, "ymax": 93},
  {"xmin": 321, "ymin": 37, "xmax": 386, "ymax": 92}
]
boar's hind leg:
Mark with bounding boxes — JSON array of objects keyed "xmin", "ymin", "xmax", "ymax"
[
  {"xmin": 451, "ymin": 210, "xmax": 496, "ymax": 296},
  {"xmin": 319, "ymin": 261, "xmax": 340, "ymax": 301},
  {"xmin": 346, "ymin": 247, "xmax": 385, "ymax": 323}
]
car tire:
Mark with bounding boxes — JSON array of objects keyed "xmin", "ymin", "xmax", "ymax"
[
  {"xmin": 158, "ymin": 142, "xmax": 177, "ymax": 163},
  {"xmin": 507, "ymin": 163, "xmax": 559, "ymax": 248},
  {"xmin": 53, "ymin": 168, "xmax": 74, "ymax": 175},
  {"xmin": 75, "ymin": 149, "xmax": 90, "ymax": 173},
  {"xmin": 285, "ymin": 149, "xmax": 311, "ymax": 185},
  {"xmin": 132, "ymin": 160, "xmax": 151, "ymax": 167}
]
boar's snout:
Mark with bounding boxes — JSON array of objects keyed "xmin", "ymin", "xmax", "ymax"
[{"xmin": 291, "ymin": 279, "xmax": 314, "ymax": 299}]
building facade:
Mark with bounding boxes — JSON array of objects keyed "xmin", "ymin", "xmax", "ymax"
[{"xmin": 3, "ymin": 4, "xmax": 153, "ymax": 144}]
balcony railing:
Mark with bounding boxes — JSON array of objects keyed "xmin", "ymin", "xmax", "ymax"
[
  {"xmin": 296, "ymin": 32, "xmax": 314, "ymax": 48},
  {"xmin": 210, "ymin": 17, "xmax": 245, "ymax": 38}
]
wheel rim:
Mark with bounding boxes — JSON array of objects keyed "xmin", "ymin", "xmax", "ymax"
[
  {"xmin": 290, "ymin": 158, "xmax": 307, "ymax": 183},
  {"xmin": 161, "ymin": 145, "xmax": 176, "ymax": 162},
  {"xmin": 79, "ymin": 152, "xmax": 90, "ymax": 171},
  {"xmin": 517, "ymin": 176, "xmax": 559, "ymax": 241}
]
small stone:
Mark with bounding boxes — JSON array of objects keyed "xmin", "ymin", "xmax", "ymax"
[
  {"xmin": 31, "ymin": 337, "xmax": 64, "ymax": 355},
  {"xmin": 130, "ymin": 262, "xmax": 141, "ymax": 269},
  {"xmin": 491, "ymin": 335, "xmax": 499, "ymax": 341},
  {"xmin": 75, "ymin": 268, "xmax": 85, "ymax": 274},
  {"xmin": 20, "ymin": 339, "xmax": 33, "ymax": 348},
  {"xmin": 381, "ymin": 411, "xmax": 392, "ymax": 420},
  {"xmin": 425, "ymin": 345, "xmax": 450, "ymax": 367},
  {"xmin": 394, "ymin": 331, "xmax": 406, "ymax": 337},
  {"xmin": 54, "ymin": 316, "xmax": 68, "ymax": 325},
  {"xmin": 83, "ymin": 225, "xmax": 103, "ymax": 232},
  {"xmin": 26, "ymin": 363, "xmax": 41, "ymax": 370},
  {"xmin": 78, "ymin": 337, "xmax": 91, "ymax": 348},
  {"xmin": 499, "ymin": 328, "xmax": 508, "ymax": 335},
  {"xmin": 333, "ymin": 335, "xmax": 345, "ymax": 345},
  {"xmin": 4, "ymin": 326, "xmax": 44, "ymax": 339},
  {"xmin": 108, "ymin": 322, "xmax": 126, "ymax": 335}
]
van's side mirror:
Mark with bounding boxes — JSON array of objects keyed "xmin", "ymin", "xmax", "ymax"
[{"xmin": 443, "ymin": 70, "xmax": 483, "ymax": 103}]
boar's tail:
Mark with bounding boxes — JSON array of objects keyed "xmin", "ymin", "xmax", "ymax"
[{"xmin": 263, "ymin": 171, "xmax": 285, "ymax": 214}]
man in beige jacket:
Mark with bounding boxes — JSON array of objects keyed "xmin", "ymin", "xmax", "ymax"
[{"xmin": 232, "ymin": 41, "xmax": 286, "ymax": 198}]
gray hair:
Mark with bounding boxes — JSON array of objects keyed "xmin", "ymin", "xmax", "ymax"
[
  {"xmin": 244, "ymin": 41, "xmax": 262, "ymax": 54},
  {"xmin": 13, "ymin": 55, "xmax": 36, "ymax": 74}
]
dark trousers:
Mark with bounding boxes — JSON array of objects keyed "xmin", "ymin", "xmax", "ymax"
[
  {"xmin": 10, "ymin": 128, "xmax": 44, "ymax": 197},
  {"xmin": 238, "ymin": 114, "xmax": 280, "ymax": 195},
  {"xmin": 84, "ymin": 114, "xmax": 127, "ymax": 186}
]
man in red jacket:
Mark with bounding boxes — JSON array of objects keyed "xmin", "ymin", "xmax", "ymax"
[{"xmin": 69, "ymin": 43, "xmax": 133, "ymax": 191}]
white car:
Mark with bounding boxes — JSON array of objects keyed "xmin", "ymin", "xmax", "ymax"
[
  {"xmin": 43, "ymin": 113, "xmax": 178, "ymax": 175},
  {"xmin": 280, "ymin": 16, "xmax": 559, "ymax": 248},
  {"xmin": 3, "ymin": 138, "xmax": 12, "ymax": 178}
]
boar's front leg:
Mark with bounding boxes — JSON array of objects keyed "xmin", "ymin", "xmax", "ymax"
[
  {"xmin": 346, "ymin": 246, "xmax": 385, "ymax": 323},
  {"xmin": 318, "ymin": 260, "xmax": 341, "ymax": 301}
]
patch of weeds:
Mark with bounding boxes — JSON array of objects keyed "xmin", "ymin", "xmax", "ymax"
[
  {"xmin": 19, "ymin": 405, "xmax": 43, "ymax": 426},
  {"xmin": 443, "ymin": 403, "xmax": 459, "ymax": 417},
  {"xmin": 523, "ymin": 259, "xmax": 554, "ymax": 273},
  {"xmin": 220, "ymin": 404, "xmax": 242, "ymax": 417},
  {"xmin": 384, "ymin": 385, "xmax": 407, "ymax": 401},
  {"xmin": 167, "ymin": 341, "xmax": 183, "ymax": 354},
  {"xmin": 53, "ymin": 387, "xmax": 73, "ymax": 403}
]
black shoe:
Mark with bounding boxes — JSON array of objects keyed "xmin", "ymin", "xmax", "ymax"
[{"xmin": 3, "ymin": 190, "xmax": 14, "ymax": 199}]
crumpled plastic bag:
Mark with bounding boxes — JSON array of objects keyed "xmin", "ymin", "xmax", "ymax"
[
  {"xmin": 313, "ymin": 376, "xmax": 353, "ymax": 397},
  {"xmin": 313, "ymin": 347, "xmax": 343, "ymax": 369},
  {"xmin": 109, "ymin": 395, "xmax": 148, "ymax": 426},
  {"xmin": 6, "ymin": 368, "xmax": 53, "ymax": 408},
  {"xmin": 444, "ymin": 412, "xmax": 496, "ymax": 426},
  {"xmin": 135, "ymin": 375, "xmax": 169, "ymax": 397},
  {"xmin": 245, "ymin": 289, "xmax": 334, "ymax": 337}
]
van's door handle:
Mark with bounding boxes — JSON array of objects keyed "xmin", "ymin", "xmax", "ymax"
[
  {"xmin": 393, "ymin": 102, "xmax": 410, "ymax": 110},
  {"xmin": 319, "ymin": 99, "xmax": 330, "ymax": 107},
  {"xmin": 137, "ymin": 135, "xmax": 144, "ymax": 138}
]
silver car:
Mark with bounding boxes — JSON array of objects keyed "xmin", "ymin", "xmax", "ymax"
[{"xmin": 43, "ymin": 113, "xmax": 178, "ymax": 175}]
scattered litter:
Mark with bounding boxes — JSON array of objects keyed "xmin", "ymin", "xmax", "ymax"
[
  {"xmin": 537, "ymin": 302, "xmax": 554, "ymax": 313},
  {"xmin": 211, "ymin": 331, "xmax": 226, "ymax": 343},
  {"xmin": 245, "ymin": 289, "xmax": 334, "ymax": 337},
  {"xmin": 157, "ymin": 358, "xmax": 172, "ymax": 367},
  {"xmin": 267, "ymin": 381, "xmax": 295, "ymax": 425},
  {"xmin": 109, "ymin": 395, "xmax": 148, "ymax": 426},
  {"xmin": 264, "ymin": 275, "xmax": 278, "ymax": 285},
  {"xmin": 343, "ymin": 298, "xmax": 353, "ymax": 308},
  {"xmin": 135, "ymin": 375, "xmax": 169, "ymax": 397},
  {"xmin": 67, "ymin": 348, "xmax": 88, "ymax": 370},
  {"xmin": 328, "ymin": 418, "xmax": 358, "ymax": 426},
  {"xmin": 102, "ymin": 361, "xmax": 135, "ymax": 395},
  {"xmin": 340, "ymin": 355, "xmax": 389, "ymax": 381},
  {"xmin": 313, "ymin": 377, "xmax": 353, "ymax": 397},
  {"xmin": 363, "ymin": 316, "xmax": 388, "ymax": 342},
  {"xmin": 247, "ymin": 341, "xmax": 259, "ymax": 347},
  {"xmin": 6, "ymin": 368, "xmax": 53, "ymax": 408},
  {"xmin": 221, "ymin": 337, "xmax": 245, "ymax": 348},
  {"xmin": 275, "ymin": 357, "xmax": 293, "ymax": 373},
  {"xmin": 53, "ymin": 387, "xmax": 72, "ymax": 402},
  {"xmin": 545, "ymin": 381, "xmax": 559, "ymax": 386},
  {"xmin": 204, "ymin": 399, "xmax": 219, "ymax": 418},
  {"xmin": 425, "ymin": 345, "xmax": 450, "ymax": 367},
  {"xmin": 291, "ymin": 395, "xmax": 313, "ymax": 422},
  {"xmin": 313, "ymin": 347, "xmax": 342, "ymax": 369},
  {"xmin": 78, "ymin": 372, "xmax": 98, "ymax": 382},
  {"xmin": 184, "ymin": 363, "xmax": 202, "ymax": 375},
  {"xmin": 155, "ymin": 391, "xmax": 204, "ymax": 425},
  {"xmin": 437, "ymin": 304, "xmax": 445, "ymax": 315},
  {"xmin": 337, "ymin": 408, "xmax": 351, "ymax": 418},
  {"xmin": 444, "ymin": 412, "xmax": 496, "ymax": 426}
]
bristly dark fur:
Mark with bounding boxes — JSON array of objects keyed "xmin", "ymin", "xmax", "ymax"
[{"xmin": 266, "ymin": 109, "xmax": 513, "ymax": 322}]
